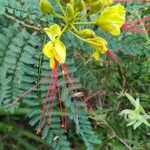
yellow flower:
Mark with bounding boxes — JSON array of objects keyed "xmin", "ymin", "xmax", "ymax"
[
  {"xmin": 43, "ymin": 24, "xmax": 61, "ymax": 41},
  {"xmin": 92, "ymin": 50, "xmax": 100, "ymax": 61},
  {"xmin": 95, "ymin": 4, "xmax": 126, "ymax": 36},
  {"xmin": 42, "ymin": 24, "xmax": 66, "ymax": 69},
  {"xmin": 85, "ymin": 36, "xmax": 108, "ymax": 60}
]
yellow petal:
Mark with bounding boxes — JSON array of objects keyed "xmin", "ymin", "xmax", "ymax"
[
  {"xmin": 42, "ymin": 41, "xmax": 54, "ymax": 58},
  {"xmin": 92, "ymin": 50, "xmax": 99, "ymax": 61},
  {"xmin": 86, "ymin": 36, "xmax": 108, "ymax": 54},
  {"xmin": 49, "ymin": 58, "xmax": 57, "ymax": 69},
  {"xmin": 95, "ymin": 4, "xmax": 126, "ymax": 36},
  {"xmin": 43, "ymin": 24, "xmax": 61, "ymax": 41},
  {"xmin": 54, "ymin": 39, "xmax": 66, "ymax": 64},
  {"xmin": 79, "ymin": 29, "xmax": 96, "ymax": 38}
]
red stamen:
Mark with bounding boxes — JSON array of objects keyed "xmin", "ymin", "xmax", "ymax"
[
  {"xmin": 62, "ymin": 72, "xmax": 69, "ymax": 131},
  {"xmin": 57, "ymin": 86, "xmax": 65, "ymax": 129},
  {"xmin": 106, "ymin": 50, "xmax": 120, "ymax": 63},
  {"xmin": 121, "ymin": 17, "xmax": 150, "ymax": 33},
  {"xmin": 61, "ymin": 64, "xmax": 80, "ymax": 126},
  {"xmin": 37, "ymin": 70, "xmax": 57, "ymax": 133},
  {"xmin": 37, "ymin": 66, "xmax": 58, "ymax": 134},
  {"xmin": 48, "ymin": 66, "xmax": 58, "ymax": 124},
  {"xmin": 114, "ymin": 0, "xmax": 150, "ymax": 2},
  {"xmin": 37, "ymin": 79, "xmax": 53, "ymax": 133},
  {"xmin": 123, "ymin": 29, "xmax": 150, "ymax": 33}
]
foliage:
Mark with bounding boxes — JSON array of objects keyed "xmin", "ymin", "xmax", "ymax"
[
  {"xmin": 120, "ymin": 93, "xmax": 150, "ymax": 130},
  {"xmin": 0, "ymin": 0, "xmax": 150, "ymax": 150}
]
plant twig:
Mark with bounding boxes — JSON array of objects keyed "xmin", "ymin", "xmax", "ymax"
[
  {"xmin": 4, "ymin": 14, "xmax": 43, "ymax": 31},
  {"xmin": 90, "ymin": 112, "xmax": 133, "ymax": 150}
]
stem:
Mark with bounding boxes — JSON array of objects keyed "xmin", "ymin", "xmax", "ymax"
[
  {"xmin": 4, "ymin": 14, "xmax": 42, "ymax": 31},
  {"xmin": 53, "ymin": 11, "xmax": 65, "ymax": 19},
  {"xmin": 75, "ymin": 13, "xmax": 91, "ymax": 21},
  {"xmin": 55, "ymin": 0, "xmax": 66, "ymax": 18},
  {"xmin": 89, "ymin": 112, "xmax": 132, "ymax": 150},
  {"xmin": 61, "ymin": 24, "xmax": 68, "ymax": 35},
  {"xmin": 0, "ymin": 108, "xmax": 29, "ymax": 115},
  {"xmin": 73, "ymin": 21, "xmax": 94, "ymax": 25},
  {"xmin": 105, "ymin": 122, "xmax": 132, "ymax": 150},
  {"xmin": 69, "ymin": 30, "xmax": 86, "ymax": 42},
  {"xmin": 71, "ymin": 24, "xmax": 79, "ymax": 33}
]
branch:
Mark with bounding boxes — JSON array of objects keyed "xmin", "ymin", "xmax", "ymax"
[{"xmin": 4, "ymin": 13, "xmax": 43, "ymax": 31}]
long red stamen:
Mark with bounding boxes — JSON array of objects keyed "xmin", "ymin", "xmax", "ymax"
[
  {"xmin": 37, "ymin": 78, "xmax": 53, "ymax": 134},
  {"xmin": 131, "ymin": 16, "xmax": 150, "ymax": 24},
  {"xmin": 37, "ymin": 66, "xmax": 58, "ymax": 134},
  {"xmin": 57, "ymin": 86, "xmax": 65, "ymax": 128},
  {"xmin": 62, "ymin": 72, "xmax": 69, "ymax": 131},
  {"xmin": 48, "ymin": 66, "xmax": 58, "ymax": 124},
  {"xmin": 123, "ymin": 29, "xmax": 150, "ymax": 33},
  {"xmin": 61, "ymin": 64, "xmax": 80, "ymax": 126},
  {"xmin": 114, "ymin": 0, "xmax": 150, "ymax": 2},
  {"xmin": 130, "ymin": 24, "xmax": 150, "ymax": 28},
  {"xmin": 62, "ymin": 64, "xmax": 88, "ymax": 106},
  {"xmin": 121, "ymin": 17, "xmax": 150, "ymax": 33},
  {"xmin": 106, "ymin": 50, "xmax": 120, "ymax": 63}
]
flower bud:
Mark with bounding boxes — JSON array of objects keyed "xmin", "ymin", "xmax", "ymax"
[
  {"xmin": 79, "ymin": 29, "xmax": 95, "ymax": 38},
  {"xmin": 61, "ymin": 0, "xmax": 70, "ymax": 4},
  {"xmin": 66, "ymin": 3, "xmax": 74, "ymax": 18},
  {"xmin": 39, "ymin": 0, "xmax": 53, "ymax": 14},
  {"xmin": 86, "ymin": 0, "xmax": 103, "ymax": 14},
  {"xmin": 75, "ymin": 0, "xmax": 86, "ymax": 12}
]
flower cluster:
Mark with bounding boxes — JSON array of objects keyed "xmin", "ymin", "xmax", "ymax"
[
  {"xmin": 40, "ymin": 0, "xmax": 126, "ymax": 68},
  {"xmin": 43, "ymin": 24, "xmax": 66, "ymax": 69}
]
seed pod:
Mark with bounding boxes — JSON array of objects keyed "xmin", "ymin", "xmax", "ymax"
[
  {"xmin": 79, "ymin": 29, "xmax": 96, "ymax": 38},
  {"xmin": 39, "ymin": 0, "xmax": 53, "ymax": 14}
]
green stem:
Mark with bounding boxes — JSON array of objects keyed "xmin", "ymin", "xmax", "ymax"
[
  {"xmin": 69, "ymin": 30, "xmax": 86, "ymax": 42},
  {"xmin": 71, "ymin": 24, "xmax": 79, "ymax": 33},
  {"xmin": 0, "ymin": 108, "xmax": 29, "ymax": 115},
  {"xmin": 61, "ymin": 24, "xmax": 68, "ymax": 35},
  {"xmin": 75, "ymin": 13, "xmax": 91, "ymax": 21},
  {"xmin": 73, "ymin": 21, "xmax": 94, "ymax": 25},
  {"xmin": 53, "ymin": 11, "xmax": 65, "ymax": 19},
  {"xmin": 55, "ymin": 0, "xmax": 66, "ymax": 18}
]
